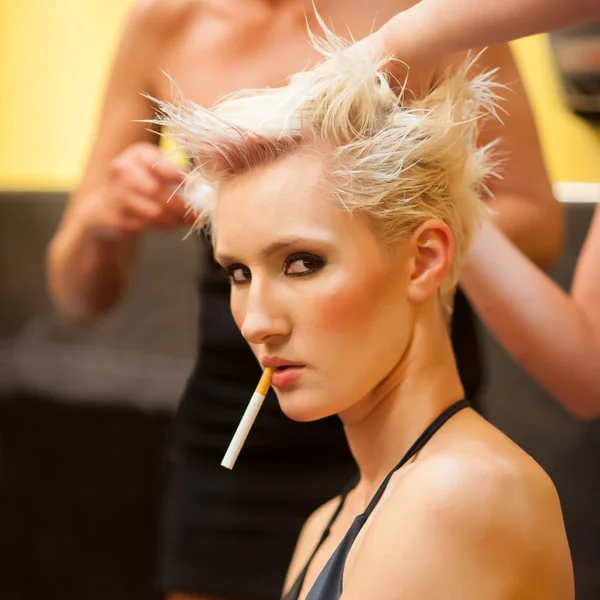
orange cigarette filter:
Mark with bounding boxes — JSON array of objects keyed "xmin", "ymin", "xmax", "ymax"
[{"xmin": 221, "ymin": 367, "xmax": 274, "ymax": 469}]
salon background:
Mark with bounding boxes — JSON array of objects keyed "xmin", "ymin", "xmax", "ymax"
[{"xmin": 1, "ymin": 2, "xmax": 599, "ymax": 600}]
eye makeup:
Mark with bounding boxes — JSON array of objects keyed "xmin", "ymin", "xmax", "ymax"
[
  {"xmin": 284, "ymin": 253, "xmax": 325, "ymax": 277},
  {"xmin": 221, "ymin": 252, "xmax": 326, "ymax": 285},
  {"xmin": 222, "ymin": 263, "xmax": 251, "ymax": 284}
]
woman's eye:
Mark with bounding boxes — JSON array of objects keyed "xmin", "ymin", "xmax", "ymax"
[
  {"xmin": 285, "ymin": 254, "xmax": 325, "ymax": 277},
  {"xmin": 224, "ymin": 264, "xmax": 251, "ymax": 284}
]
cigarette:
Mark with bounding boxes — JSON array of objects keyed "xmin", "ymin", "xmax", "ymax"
[{"xmin": 221, "ymin": 367, "xmax": 274, "ymax": 470}]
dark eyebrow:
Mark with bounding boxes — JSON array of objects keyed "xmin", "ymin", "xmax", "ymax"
[{"xmin": 215, "ymin": 236, "xmax": 327, "ymax": 265}]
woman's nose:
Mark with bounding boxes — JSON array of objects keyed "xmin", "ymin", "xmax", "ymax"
[{"xmin": 240, "ymin": 281, "xmax": 290, "ymax": 345}]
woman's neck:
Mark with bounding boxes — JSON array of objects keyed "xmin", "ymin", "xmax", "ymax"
[{"xmin": 339, "ymin": 309, "xmax": 464, "ymax": 498}]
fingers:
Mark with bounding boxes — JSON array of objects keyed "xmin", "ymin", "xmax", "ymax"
[
  {"xmin": 346, "ymin": 30, "xmax": 439, "ymax": 100},
  {"xmin": 112, "ymin": 142, "xmax": 188, "ymax": 187},
  {"xmin": 132, "ymin": 141, "xmax": 189, "ymax": 184},
  {"xmin": 123, "ymin": 191, "xmax": 188, "ymax": 229},
  {"xmin": 126, "ymin": 162, "xmax": 161, "ymax": 196},
  {"xmin": 150, "ymin": 154, "xmax": 189, "ymax": 184},
  {"xmin": 95, "ymin": 142, "xmax": 193, "ymax": 237},
  {"xmin": 162, "ymin": 188, "xmax": 190, "ymax": 218}
]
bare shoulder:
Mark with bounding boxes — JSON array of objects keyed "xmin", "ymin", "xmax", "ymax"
[
  {"xmin": 111, "ymin": 0, "xmax": 210, "ymax": 89},
  {"xmin": 283, "ymin": 496, "xmax": 341, "ymax": 595},
  {"xmin": 115, "ymin": 0, "xmax": 211, "ymax": 53},
  {"xmin": 130, "ymin": 0, "xmax": 253, "ymax": 31},
  {"xmin": 345, "ymin": 439, "xmax": 574, "ymax": 599},
  {"xmin": 404, "ymin": 443, "xmax": 562, "ymax": 535},
  {"xmin": 133, "ymin": 0, "xmax": 202, "ymax": 22},
  {"xmin": 126, "ymin": 0, "xmax": 205, "ymax": 40}
]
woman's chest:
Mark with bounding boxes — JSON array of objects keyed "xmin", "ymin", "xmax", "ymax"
[{"xmin": 152, "ymin": 1, "xmax": 418, "ymax": 107}]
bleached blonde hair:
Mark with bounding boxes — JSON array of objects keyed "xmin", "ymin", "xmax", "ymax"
[{"xmin": 153, "ymin": 23, "xmax": 501, "ymax": 314}]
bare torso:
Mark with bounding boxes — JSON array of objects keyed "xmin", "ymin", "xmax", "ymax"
[{"xmin": 152, "ymin": 0, "xmax": 418, "ymax": 107}]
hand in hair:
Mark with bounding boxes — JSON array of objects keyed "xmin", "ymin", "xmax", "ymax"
[
  {"xmin": 345, "ymin": 30, "xmax": 440, "ymax": 100},
  {"xmin": 76, "ymin": 142, "xmax": 191, "ymax": 240},
  {"xmin": 345, "ymin": 0, "xmax": 600, "ymax": 100}
]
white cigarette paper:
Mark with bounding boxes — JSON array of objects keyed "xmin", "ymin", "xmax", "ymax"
[{"xmin": 221, "ymin": 367, "xmax": 274, "ymax": 469}]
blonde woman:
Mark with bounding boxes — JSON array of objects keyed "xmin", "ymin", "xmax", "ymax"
[
  {"xmin": 47, "ymin": 1, "xmax": 561, "ymax": 598},
  {"xmin": 158, "ymin": 34, "xmax": 574, "ymax": 600}
]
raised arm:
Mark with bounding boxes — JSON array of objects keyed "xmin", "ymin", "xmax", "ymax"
[
  {"xmin": 377, "ymin": 0, "xmax": 600, "ymax": 66},
  {"xmin": 387, "ymin": 13, "xmax": 599, "ymax": 418},
  {"xmin": 46, "ymin": 0, "xmax": 189, "ymax": 323},
  {"xmin": 461, "ymin": 207, "xmax": 600, "ymax": 420},
  {"xmin": 455, "ymin": 44, "xmax": 563, "ymax": 267}
]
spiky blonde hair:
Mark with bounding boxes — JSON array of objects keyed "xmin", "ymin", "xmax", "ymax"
[{"xmin": 154, "ymin": 23, "xmax": 501, "ymax": 314}]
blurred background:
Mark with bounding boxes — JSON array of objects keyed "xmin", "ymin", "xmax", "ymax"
[{"xmin": 0, "ymin": 2, "xmax": 599, "ymax": 600}]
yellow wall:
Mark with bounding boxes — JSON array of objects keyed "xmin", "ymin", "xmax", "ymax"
[
  {"xmin": 511, "ymin": 35, "xmax": 600, "ymax": 183},
  {"xmin": 0, "ymin": 4, "xmax": 598, "ymax": 190},
  {"xmin": 0, "ymin": 0, "xmax": 135, "ymax": 190}
]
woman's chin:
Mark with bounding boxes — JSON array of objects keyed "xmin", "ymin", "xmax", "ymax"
[{"xmin": 275, "ymin": 389, "xmax": 333, "ymax": 422}]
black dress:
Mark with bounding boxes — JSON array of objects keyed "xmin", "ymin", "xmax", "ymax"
[{"xmin": 159, "ymin": 244, "xmax": 483, "ymax": 600}]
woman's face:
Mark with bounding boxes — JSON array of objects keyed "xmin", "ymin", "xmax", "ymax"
[{"xmin": 214, "ymin": 150, "xmax": 416, "ymax": 422}]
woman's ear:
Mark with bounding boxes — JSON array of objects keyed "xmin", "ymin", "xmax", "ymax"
[{"xmin": 406, "ymin": 219, "xmax": 454, "ymax": 304}]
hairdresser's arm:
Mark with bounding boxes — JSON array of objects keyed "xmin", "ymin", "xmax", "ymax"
[
  {"xmin": 461, "ymin": 44, "xmax": 563, "ymax": 267},
  {"xmin": 462, "ymin": 208, "xmax": 600, "ymax": 420},
  {"xmin": 376, "ymin": 0, "xmax": 600, "ymax": 67},
  {"xmin": 47, "ymin": 0, "xmax": 188, "ymax": 323}
]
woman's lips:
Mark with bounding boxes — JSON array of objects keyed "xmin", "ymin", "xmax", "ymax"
[{"xmin": 271, "ymin": 366, "xmax": 305, "ymax": 388}]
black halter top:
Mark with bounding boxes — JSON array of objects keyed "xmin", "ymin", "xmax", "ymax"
[{"xmin": 282, "ymin": 399, "xmax": 470, "ymax": 600}]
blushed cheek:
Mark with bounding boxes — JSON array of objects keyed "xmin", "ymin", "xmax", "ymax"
[
  {"xmin": 303, "ymin": 264, "xmax": 403, "ymax": 352},
  {"xmin": 308, "ymin": 281, "xmax": 374, "ymax": 334}
]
